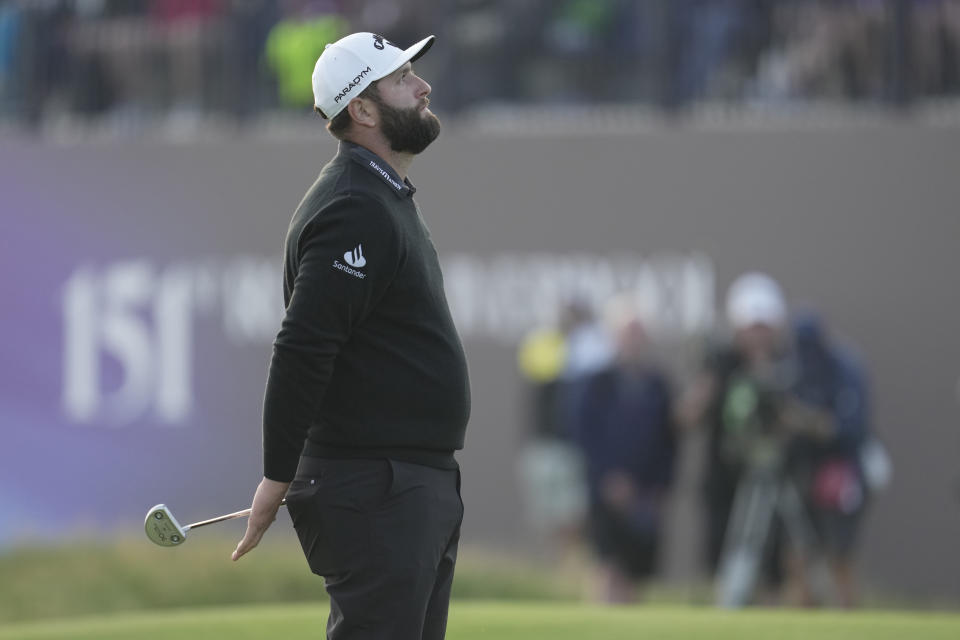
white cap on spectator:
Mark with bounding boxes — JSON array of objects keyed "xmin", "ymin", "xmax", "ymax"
[
  {"xmin": 312, "ymin": 32, "xmax": 435, "ymax": 119},
  {"xmin": 726, "ymin": 272, "xmax": 787, "ymax": 329}
]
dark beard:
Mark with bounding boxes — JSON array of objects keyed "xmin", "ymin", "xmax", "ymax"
[{"xmin": 376, "ymin": 100, "xmax": 441, "ymax": 155}]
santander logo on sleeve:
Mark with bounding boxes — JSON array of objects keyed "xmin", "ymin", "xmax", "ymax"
[
  {"xmin": 344, "ymin": 245, "xmax": 366, "ymax": 268},
  {"xmin": 333, "ymin": 244, "xmax": 367, "ymax": 279}
]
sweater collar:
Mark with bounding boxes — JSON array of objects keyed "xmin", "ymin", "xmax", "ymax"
[{"xmin": 340, "ymin": 141, "xmax": 416, "ymax": 198}]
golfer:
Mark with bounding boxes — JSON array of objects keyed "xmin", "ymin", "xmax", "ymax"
[{"xmin": 232, "ymin": 32, "xmax": 470, "ymax": 640}]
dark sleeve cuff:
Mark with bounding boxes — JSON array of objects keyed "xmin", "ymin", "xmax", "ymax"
[{"xmin": 263, "ymin": 451, "xmax": 299, "ymax": 483}]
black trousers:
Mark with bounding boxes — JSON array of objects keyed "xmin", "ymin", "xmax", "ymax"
[{"xmin": 286, "ymin": 457, "xmax": 463, "ymax": 640}]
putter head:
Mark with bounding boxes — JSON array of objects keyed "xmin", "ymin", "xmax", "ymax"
[{"xmin": 144, "ymin": 504, "xmax": 187, "ymax": 547}]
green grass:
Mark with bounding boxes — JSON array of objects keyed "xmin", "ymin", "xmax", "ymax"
[{"xmin": 0, "ymin": 602, "xmax": 958, "ymax": 640}]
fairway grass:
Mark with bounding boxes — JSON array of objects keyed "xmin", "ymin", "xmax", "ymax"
[{"xmin": 0, "ymin": 602, "xmax": 958, "ymax": 640}]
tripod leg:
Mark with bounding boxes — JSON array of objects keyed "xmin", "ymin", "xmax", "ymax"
[{"xmin": 716, "ymin": 472, "xmax": 779, "ymax": 608}]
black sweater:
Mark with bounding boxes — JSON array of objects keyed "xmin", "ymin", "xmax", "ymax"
[{"xmin": 262, "ymin": 142, "xmax": 471, "ymax": 482}]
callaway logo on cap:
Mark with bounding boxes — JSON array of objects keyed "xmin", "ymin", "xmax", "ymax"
[{"xmin": 312, "ymin": 32, "xmax": 436, "ymax": 119}]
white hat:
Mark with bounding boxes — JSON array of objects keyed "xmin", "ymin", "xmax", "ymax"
[
  {"xmin": 312, "ymin": 32, "xmax": 435, "ymax": 119},
  {"xmin": 725, "ymin": 272, "xmax": 787, "ymax": 329}
]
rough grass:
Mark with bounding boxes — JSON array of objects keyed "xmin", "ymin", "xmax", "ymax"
[
  {"xmin": 2, "ymin": 536, "xmax": 955, "ymax": 632},
  {"xmin": 0, "ymin": 538, "xmax": 580, "ymax": 623},
  {"xmin": 1, "ymin": 602, "xmax": 959, "ymax": 640}
]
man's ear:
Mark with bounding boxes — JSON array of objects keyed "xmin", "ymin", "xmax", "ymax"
[{"xmin": 347, "ymin": 97, "xmax": 377, "ymax": 129}]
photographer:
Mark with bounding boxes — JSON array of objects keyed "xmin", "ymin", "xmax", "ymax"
[{"xmin": 680, "ymin": 272, "xmax": 800, "ymax": 600}]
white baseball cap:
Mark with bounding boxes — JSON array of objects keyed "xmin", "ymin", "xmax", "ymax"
[
  {"xmin": 726, "ymin": 272, "xmax": 787, "ymax": 330},
  {"xmin": 312, "ymin": 32, "xmax": 435, "ymax": 119}
]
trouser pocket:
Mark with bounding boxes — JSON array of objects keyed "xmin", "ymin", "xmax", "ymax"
[{"xmin": 287, "ymin": 458, "xmax": 392, "ymax": 577}]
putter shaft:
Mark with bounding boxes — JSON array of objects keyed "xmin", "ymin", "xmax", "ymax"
[{"xmin": 186, "ymin": 498, "xmax": 287, "ymax": 531}]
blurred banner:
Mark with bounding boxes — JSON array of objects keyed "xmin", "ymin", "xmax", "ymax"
[{"xmin": 2, "ymin": 126, "xmax": 959, "ymax": 600}]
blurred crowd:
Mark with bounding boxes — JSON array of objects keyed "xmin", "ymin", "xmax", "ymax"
[
  {"xmin": 516, "ymin": 273, "xmax": 891, "ymax": 607},
  {"xmin": 1, "ymin": 0, "xmax": 960, "ymax": 132}
]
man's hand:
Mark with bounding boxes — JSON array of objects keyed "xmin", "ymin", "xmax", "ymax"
[
  {"xmin": 232, "ymin": 477, "xmax": 290, "ymax": 561},
  {"xmin": 781, "ymin": 399, "xmax": 834, "ymax": 441},
  {"xmin": 600, "ymin": 470, "xmax": 638, "ymax": 514}
]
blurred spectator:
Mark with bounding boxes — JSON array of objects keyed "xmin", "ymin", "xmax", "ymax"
[
  {"xmin": 264, "ymin": 3, "xmax": 347, "ymax": 109},
  {"xmin": 0, "ymin": 2, "xmax": 22, "ymax": 117},
  {"xmin": 12, "ymin": 1, "xmax": 71, "ymax": 129},
  {"xmin": 751, "ymin": 1, "xmax": 888, "ymax": 103},
  {"xmin": 221, "ymin": 0, "xmax": 281, "ymax": 120},
  {"xmin": 790, "ymin": 311, "xmax": 875, "ymax": 608},
  {"xmin": 515, "ymin": 297, "xmax": 616, "ymax": 564},
  {"xmin": 568, "ymin": 296, "xmax": 676, "ymax": 603},
  {"xmin": 516, "ymin": 321, "xmax": 587, "ymax": 554},
  {"xmin": 668, "ymin": 0, "xmax": 758, "ymax": 105},
  {"xmin": 150, "ymin": 0, "xmax": 226, "ymax": 117},
  {"xmin": 560, "ymin": 297, "xmax": 616, "ymax": 381},
  {"xmin": 912, "ymin": 0, "xmax": 960, "ymax": 96},
  {"xmin": 678, "ymin": 272, "xmax": 794, "ymax": 598}
]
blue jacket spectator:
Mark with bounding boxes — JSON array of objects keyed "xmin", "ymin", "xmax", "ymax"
[
  {"xmin": 792, "ymin": 312, "xmax": 870, "ymax": 458},
  {"xmin": 565, "ymin": 305, "xmax": 676, "ymax": 600},
  {"xmin": 571, "ymin": 366, "xmax": 676, "ymax": 499},
  {"xmin": 790, "ymin": 312, "xmax": 873, "ymax": 607}
]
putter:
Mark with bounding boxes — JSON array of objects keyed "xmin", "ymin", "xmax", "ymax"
[{"xmin": 144, "ymin": 500, "xmax": 287, "ymax": 547}]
